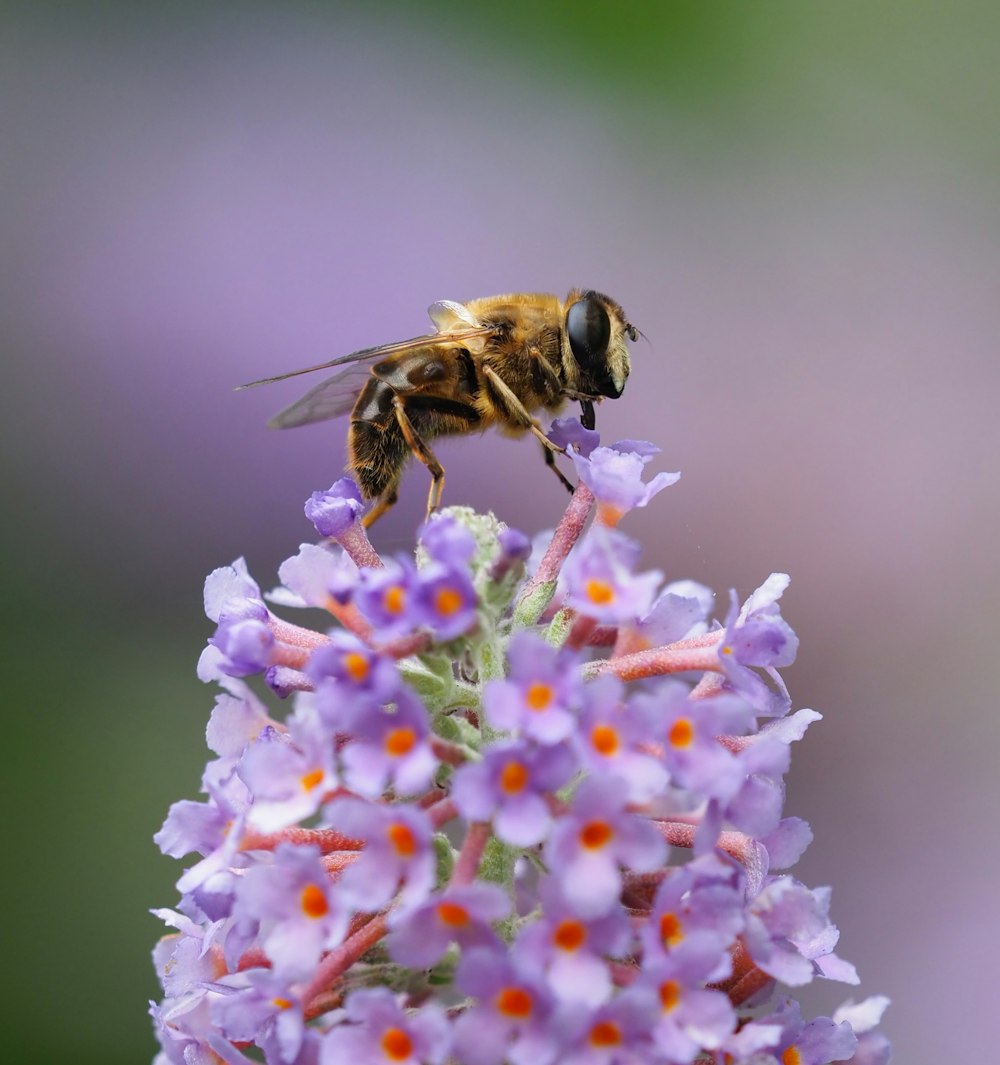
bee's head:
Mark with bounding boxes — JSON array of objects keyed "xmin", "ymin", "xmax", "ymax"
[{"xmin": 564, "ymin": 290, "xmax": 634, "ymax": 399}]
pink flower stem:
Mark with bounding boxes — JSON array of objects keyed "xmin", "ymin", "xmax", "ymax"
[
  {"xmin": 514, "ymin": 483, "xmax": 594, "ymax": 624},
  {"xmin": 301, "ymin": 913, "xmax": 389, "ymax": 1016},
  {"xmin": 240, "ymin": 826, "xmax": 363, "ymax": 853},
  {"xmin": 336, "ymin": 524, "xmax": 385, "ymax": 571},
  {"xmin": 450, "ymin": 822, "xmax": 491, "ymax": 886},
  {"xmin": 584, "ymin": 636, "xmax": 723, "ymax": 681}
]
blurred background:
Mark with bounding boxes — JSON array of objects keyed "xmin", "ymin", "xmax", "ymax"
[{"xmin": 3, "ymin": 1, "xmax": 997, "ymax": 1060}]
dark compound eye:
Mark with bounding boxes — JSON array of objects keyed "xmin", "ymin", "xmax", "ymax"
[{"xmin": 567, "ymin": 298, "xmax": 611, "ymax": 370}]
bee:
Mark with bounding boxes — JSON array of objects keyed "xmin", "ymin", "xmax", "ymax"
[{"xmin": 238, "ymin": 290, "xmax": 638, "ymax": 526}]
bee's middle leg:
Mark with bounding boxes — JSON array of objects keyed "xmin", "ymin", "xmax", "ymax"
[
  {"xmin": 542, "ymin": 444, "xmax": 575, "ymax": 494},
  {"xmin": 392, "ymin": 396, "xmax": 446, "ymax": 518}
]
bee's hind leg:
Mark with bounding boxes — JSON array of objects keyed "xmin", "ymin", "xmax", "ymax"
[
  {"xmin": 542, "ymin": 444, "xmax": 575, "ymax": 494},
  {"xmin": 362, "ymin": 488, "xmax": 399, "ymax": 528},
  {"xmin": 392, "ymin": 396, "xmax": 446, "ymax": 519}
]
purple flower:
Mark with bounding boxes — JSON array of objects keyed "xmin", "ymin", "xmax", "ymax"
[
  {"xmin": 231, "ymin": 843, "xmax": 348, "ymax": 980},
  {"xmin": 544, "ymin": 776, "xmax": 666, "ymax": 918},
  {"xmin": 326, "ymin": 797, "xmax": 435, "ymax": 913},
  {"xmin": 718, "ymin": 573, "xmax": 799, "ymax": 716},
  {"xmin": 321, "ymin": 988, "xmax": 451, "ymax": 1065},
  {"xmin": 568, "ymin": 439, "xmax": 680, "ymax": 523},
  {"xmin": 418, "ymin": 511, "xmax": 477, "ymax": 565},
  {"xmin": 452, "ymin": 739, "xmax": 576, "ymax": 847},
  {"xmin": 744, "ymin": 877, "xmax": 859, "ymax": 988},
  {"xmin": 639, "ymin": 854, "xmax": 745, "ymax": 974},
  {"xmin": 339, "ymin": 688, "xmax": 436, "ymax": 798},
  {"xmin": 452, "ymin": 947, "xmax": 559, "ymax": 1065},
  {"xmin": 413, "ymin": 560, "xmax": 479, "ymax": 641},
  {"xmin": 511, "ymin": 877, "xmax": 631, "ymax": 1006},
  {"xmin": 561, "ymin": 527, "xmax": 662, "ymax": 624},
  {"xmin": 635, "ymin": 682, "xmax": 756, "ymax": 805},
  {"xmin": 275, "ymin": 542, "xmax": 357, "ymax": 609},
  {"xmin": 483, "ymin": 631, "xmax": 583, "ymax": 744},
  {"xmin": 387, "ymin": 883, "xmax": 509, "ymax": 968},
  {"xmin": 548, "ymin": 415, "xmax": 600, "ymax": 457},
  {"xmin": 354, "ymin": 558, "xmax": 419, "ymax": 639},
  {"xmin": 758, "ymin": 998, "xmax": 859, "ymax": 1065},
  {"xmin": 573, "ymin": 674, "xmax": 667, "ymax": 803},
  {"xmin": 239, "ymin": 705, "xmax": 337, "ymax": 832},
  {"xmin": 304, "ymin": 477, "xmax": 365, "ymax": 538},
  {"xmin": 307, "ymin": 631, "xmax": 402, "ymax": 725},
  {"xmin": 555, "ymin": 990, "xmax": 660, "ymax": 1065},
  {"xmin": 635, "ymin": 951, "xmax": 737, "ymax": 1063},
  {"xmin": 209, "ymin": 968, "xmax": 307, "ymax": 1065}
]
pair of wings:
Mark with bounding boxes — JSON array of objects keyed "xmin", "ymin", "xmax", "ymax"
[{"xmin": 237, "ymin": 301, "xmax": 495, "ymax": 429}]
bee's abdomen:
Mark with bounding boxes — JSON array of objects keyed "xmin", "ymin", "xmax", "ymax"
[{"xmin": 348, "ymin": 379, "xmax": 408, "ymax": 499}]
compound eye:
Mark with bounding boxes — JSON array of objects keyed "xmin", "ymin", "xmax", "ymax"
[{"xmin": 567, "ymin": 298, "xmax": 611, "ymax": 370}]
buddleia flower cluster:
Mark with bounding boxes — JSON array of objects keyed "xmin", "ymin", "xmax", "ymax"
[{"xmin": 151, "ymin": 419, "xmax": 891, "ymax": 1065}]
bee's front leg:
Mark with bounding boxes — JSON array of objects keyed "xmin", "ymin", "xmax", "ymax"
[{"xmin": 392, "ymin": 396, "xmax": 447, "ymax": 518}]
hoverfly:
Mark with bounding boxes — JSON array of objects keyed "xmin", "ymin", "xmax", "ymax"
[{"xmin": 238, "ymin": 290, "xmax": 638, "ymax": 526}]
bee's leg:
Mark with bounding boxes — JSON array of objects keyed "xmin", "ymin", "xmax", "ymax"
[
  {"xmin": 362, "ymin": 488, "xmax": 399, "ymax": 528},
  {"xmin": 392, "ymin": 396, "xmax": 446, "ymax": 518},
  {"xmin": 542, "ymin": 443, "xmax": 575, "ymax": 494},
  {"xmin": 481, "ymin": 366, "xmax": 565, "ymax": 454}
]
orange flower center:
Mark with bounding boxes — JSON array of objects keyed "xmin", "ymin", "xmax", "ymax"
[
  {"xmin": 385, "ymin": 726, "xmax": 416, "ymax": 757},
  {"xmin": 300, "ymin": 767, "xmax": 324, "ymax": 792},
  {"xmin": 343, "ymin": 652, "xmax": 369, "ymax": 681},
  {"xmin": 580, "ymin": 819, "xmax": 613, "ymax": 850},
  {"xmin": 435, "ymin": 587, "xmax": 463, "ymax": 616},
  {"xmin": 553, "ymin": 919, "xmax": 586, "ymax": 952},
  {"xmin": 499, "ymin": 760, "xmax": 529, "ymax": 794},
  {"xmin": 586, "ymin": 578, "xmax": 615, "ymax": 605},
  {"xmin": 782, "ymin": 1047, "xmax": 803, "ymax": 1065},
  {"xmin": 387, "ymin": 821, "xmax": 416, "ymax": 857},
  {"xmin": 591, "ymin": 723, "xmax": 620, "ymax": 756},
  {"xmin": 668, "ymin": 717, "xmax": 695, "ymax": 748},
  {"xmin": 660, "ymin": 911, "xmax": 684, "ymax": 946},
  {"xmin": 589, "ymin": 1020, "xmax": 622, "ymax": 1047},
  {"xmin": 495, "ymin": 986, "xmax": 533, "ymax": 1019},
  {"xmin": 436, "ymin": 901, "xmax": 470, "ymax": 927},
  {"xmin": 525, "ymin": 682, "xmax": 553, "ymax": 711},
  {"xmin": 300, "ymin": 883, "xmax": 329, "ymax": 919},
  {"xmin": 659, "ymin": 979, "xmax": 681, "ymax": 1012},
  {"xmin": 381, "ymin": 1027, "xmax": 413, "ymax": 1061},
  {"xmin": 383, "ymin": 585, "xmax": 406, "ymax": 614}
]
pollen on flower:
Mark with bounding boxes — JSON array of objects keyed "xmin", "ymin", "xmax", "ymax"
[
  {"xmin": 586, "ymin": 578, "xmax": 616, "ymax": 605},
  {"xmin": 589, "ymin": 1020, "xmax": 622, "ymax": 1047},
  {"xmin": 525, "ymin": 682, "xmax": 554, "ymax": 711},
  {"xmin": 434, "ymin": 586, "xmax": 464, "ymax": 616},
  {"xmin": 659, "ymin": 979, "xmax": 681, "ymax": 1012},
  {"xmin": 301, "ymin": 767, "xmax": 324, "ymax": 791},
  {"xmin": 580, "ymin": 819, "xmax": 614, "ymax": 850},
  {"xmin": 381, "ymin": 1027, "xmax": 414, "ymax": 1061},
  {"xmin": 344, "ymin": 652, "xmax": 370, "ymax": 682},
  {"xmin": 436, "ymin": 901, "xmax": 470, "ymax": 927},
  {"xmin": 591, "ymin": 723, "xmax": 620, "ymax": 756},
  {"xmin": 495, "ymin": 986, "xmax": 533, "ymax": 1019},
  {"xmin": 668, "ymin": 717, "xmax": 695, "ymax": 748},
  {"xmin": 387, "ymin": 821, "xmax": 416, "ymax": 857},
  {"xmin": 660, "ymin": 911, "xmax": 684, "ymax": 946},
  {"xmin": 300, "ymin": 882, "xmax": 329, "ymax": 918},
  {"xmin": 782, "ymin": 1046, "xmax": 803, "ymax": 1065},
  {"xmin": 272, "ymin": 997, "xmax": 293, "ymax": 1010},
  {"xmin": 499, "ymin": 760, "xmax": 529, "ymax": 794},
  {"xmin": 385, "ymin": 726, "xmax": 417, "ymax": 757},
  {"xmin": 383, "ymin": 585, "xmax": 406, "ymax": 614},
  {"xmin": 553, "ymin": 919, "xmax": 587, "ymax": 952}
]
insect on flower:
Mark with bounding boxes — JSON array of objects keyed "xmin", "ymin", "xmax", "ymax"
[{"xmin": 238, "ymin": 291, "xmax": 639, "ymax": 525}]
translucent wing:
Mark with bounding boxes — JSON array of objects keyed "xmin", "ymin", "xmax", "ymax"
[
  {"xmin": 266, "ymin": 362, "xmax": 379, "ymax": 428},
  {"xmin": 240, "ymin": 325, "xmax": 495, "ymax": 429}
]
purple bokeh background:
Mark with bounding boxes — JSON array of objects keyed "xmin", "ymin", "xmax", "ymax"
[{"xmin": 3, "ymin": 6, "xmax": 997, "ymax": 1061}]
